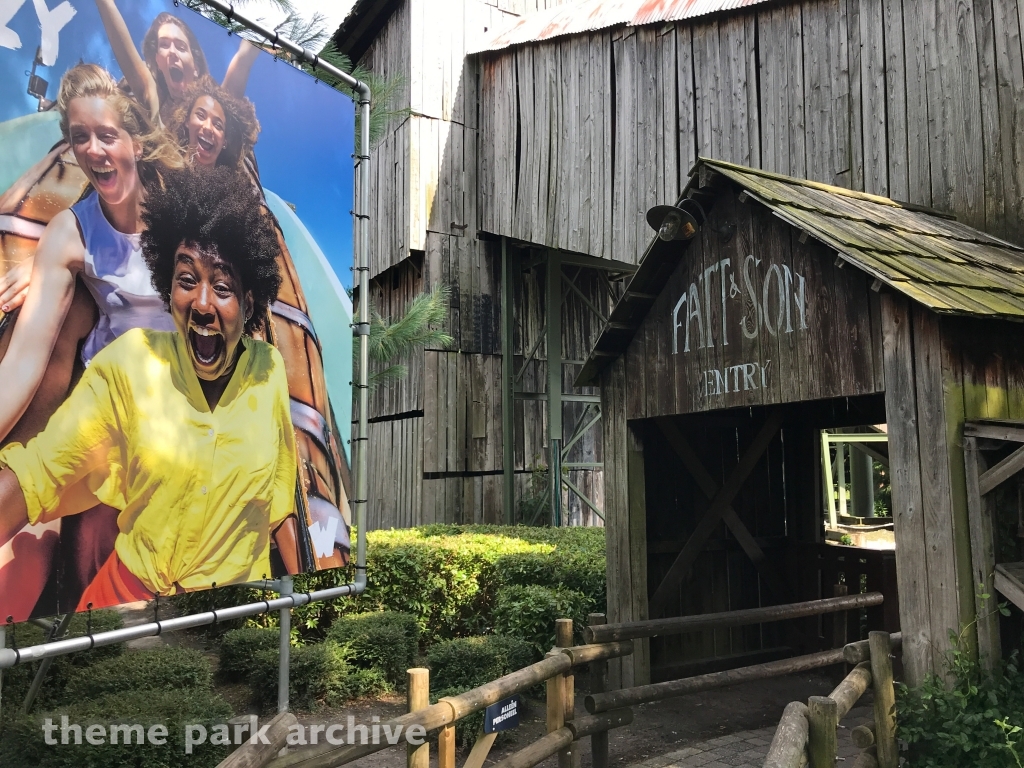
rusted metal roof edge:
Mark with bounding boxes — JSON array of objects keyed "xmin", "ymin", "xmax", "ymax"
[{"xmin": 471, "ymin": 0, "xmax": 776, "ymax": 54}]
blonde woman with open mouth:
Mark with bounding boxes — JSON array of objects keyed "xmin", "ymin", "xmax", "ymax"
[{"xmin": 0, "ymin": 64, "xmax": 184, "ymax": 619}]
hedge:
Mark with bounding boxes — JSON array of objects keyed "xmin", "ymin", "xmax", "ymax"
[
  {"xmin": 247, "ymin": 641, "xmax": 389, "ymax": 711},
  {"xmin": 219, "ymin": 627, "xmax": 279, "ymax": 683},
  {"xmin": 427, "ymin": 635, "xmax": 535, "ymax": 745},
  {"xmin": 272, "ymin": 526, "xmax": 605, "ymax": 645},
  {"xmin": 62, "ymin": 648, "xmax": 213, "ymax": 702},
  {"xmin": 326, "ymin": 611, "xmax": 418, "ymax": 685},
  {"xmin": 0, "ymin": 688, "xmax": 232, "ymax": 768},
  {"xmin": 492, "ymin": 584, "xmax": 593, "ymax": 657}
]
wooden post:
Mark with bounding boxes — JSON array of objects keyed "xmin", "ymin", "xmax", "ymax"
[
  {"xmin": 964, "ymin": 436, "xmax": 1001, "ymax": 667},
  {"xmin": 407, "ymin": 668, "xmax": 430, "ymax": 768},
  {"xmin": 868, "ymin": 631, "xmax": 897, "ymax": 768},
  {"xmin": 555, "ymin": 619, "xmax": 576, "ymax": 768},
  {"xmin": 438, "ymin": 723, "xmax": 456, "ymax": 768},
  {"xmin": 807, "ymin": 696, "xmax": 838, "ymax": 768},
  {"xmin": 588, "ymin": 614, "xmax": 609, "ymax": 768}
]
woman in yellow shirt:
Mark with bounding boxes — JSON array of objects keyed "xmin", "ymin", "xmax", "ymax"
[{"xmin": 0, "ymin": 168, "xmax": 300, "ymax": 610}]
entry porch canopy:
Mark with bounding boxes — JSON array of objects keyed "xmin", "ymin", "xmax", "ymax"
[{"xmin": 581, "ymin": 158, "xmax": 1024, "ymax": 686}]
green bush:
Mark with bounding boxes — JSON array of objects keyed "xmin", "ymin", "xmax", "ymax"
[
  {"xmin": 427, "ymin": 635, "xmax": 534, "ymax": 746},
  {"xmin": 63, "ymin": 648, "xmax": 212, "ymax": 702},
  {"xmin": 426, "ymin": 634, "xmax": 534, "ymax": 693},
  {"xmin": 0, "ymin": 687, "xmax": 232, "ymax": 768},
  {"xmin": 326, "ymin": 611, "xmax": 419, "ymax": 685},
  {"xmin": 248, "ymin": 641, "xmax": 389, "ymax": 711},
  {"xmin": 2, "ymin": 611, "xmax": 124, "ymax": 708},
  {"xmin": 219, "ymin": 627, "xmax": 279, "ymax": 683},
  {"xmin": 898, "ymin": 633, "xmax": 1024, "ymax": 767},
  {"xmin": 492, "ymin": 585, "xmax": 592, "ymax": 657},
  {"xmin": 175, "ymin": 526, "xmax": 605, "ymax": 650}
]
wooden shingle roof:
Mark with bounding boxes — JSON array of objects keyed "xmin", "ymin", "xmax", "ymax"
[
  {"xmin": 706, "ymin": 158, "xmax": 1024, "ymax": 318},
  {"xmin": 577, "ymin": 157, "xmax": 1024, "ymax": 385}
]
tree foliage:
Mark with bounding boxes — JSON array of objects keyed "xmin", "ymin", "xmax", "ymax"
[{"xmin": 361, "ymin": 284, "xmax": 454, "ymax": 389}]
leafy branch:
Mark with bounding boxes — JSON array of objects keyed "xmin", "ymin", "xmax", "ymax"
[{"xmin": 358, "ymin": 284, "xmax": 453, "ymax": 389}]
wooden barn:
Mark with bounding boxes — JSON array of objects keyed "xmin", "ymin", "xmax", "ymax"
[
  {"xmin": 577, "ymin": 157, "xmax": 1024, "ymax": 687},
  {"xmin": 333, "ymin": 0, "xmax": 1024, "ymax": 684}
]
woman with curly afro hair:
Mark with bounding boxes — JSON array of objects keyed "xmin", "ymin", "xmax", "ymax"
[
  {"xmin": 0, "ymin": 168, "xmax": 302, "ymax": 610},
  {"xmin": 168, "ymin": 76, "xmax": 260, "ymax": 170}
]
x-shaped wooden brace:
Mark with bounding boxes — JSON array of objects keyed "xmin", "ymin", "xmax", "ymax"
[{"xmin": 648, "ymin": 411, "xmax": 788, "ymax": 617}]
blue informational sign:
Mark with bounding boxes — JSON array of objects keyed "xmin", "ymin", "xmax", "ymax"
[
  {"xmin": 484, "ymin": 696, "xmax": 522, "ymax": 734},
  {"xmin": 0, "ymin": 0, "xmax": 355, "ymax": 621}
]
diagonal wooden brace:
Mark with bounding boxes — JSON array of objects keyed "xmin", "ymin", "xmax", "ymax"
[
  {"xmin": 656, "ymin": 419, "xmax": 790, "ymax": 603},
  {"xmin": 649, "ymin": 411, "xmax": 785, "ymax": 617}
]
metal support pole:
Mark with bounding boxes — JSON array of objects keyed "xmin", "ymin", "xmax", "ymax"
[
  {"xmin": 546, "ymin": 251, "xmax": 562, "ymax": 527},
  {"xmin": 836, "ymin": 442, "xmax": 848, "ymax": 518},
  {"xmin": 278, "ymin": 575, "xmax": 293, "ymax": 713},
  {"xmin": 851, "ymin": 447, "xmax": 875, "ymax": 518},
  {"xmin": 23, "ymin": 612, "xmax": 73, "ymax": 713},
  {"xmin": 501, "ymin": 237, "xmax": 516, "ymax": 525}
]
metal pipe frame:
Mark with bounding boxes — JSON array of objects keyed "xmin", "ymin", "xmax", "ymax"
[{"xmin": 0, "ymin": 0, "xmax": 371, "ymax": 670}]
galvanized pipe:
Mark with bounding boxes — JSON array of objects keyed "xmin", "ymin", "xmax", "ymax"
[{"xmin": 0, "ymin": 583, "xmax": 360, "ymax": 670}]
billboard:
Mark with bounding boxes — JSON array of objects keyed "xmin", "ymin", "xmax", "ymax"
[{"xmin": 0, "ymin": 0, "xmax": 355, "ymax": 621}]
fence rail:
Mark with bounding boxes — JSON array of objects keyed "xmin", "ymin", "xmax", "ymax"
[
  {"xmin": 764, "ymin": 631, "xmax": 900, "ymax": 768},
  {"xmin": 225, "ymin": 591, "xmax": 893, "ymax": 768}
]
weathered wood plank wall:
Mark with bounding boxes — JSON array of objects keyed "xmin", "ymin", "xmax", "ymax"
[
  {"xmin": 880, "ymin": 303, "xmax": 1024, "ymax": 683},
  {"xmin": 478, "ymin": 0, "xmax": 1024, "ymax": 254},
  {"xmin": 356, "ymin": 0, "xmax": 595, "ymax": 530},
  {"xmin": 622, "ymin": 192, "xmax": 885, "ymax": 419}
]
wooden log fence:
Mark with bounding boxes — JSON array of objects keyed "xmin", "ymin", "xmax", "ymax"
[
  {"xmin": 763, "ymin": 631, "xmax": 900, "ymax": 768},
  {"xmin": 259, "ymin": 619, "xmax": 633, "ymax": 768},
  {"xmin": 583, "ymin": 592, "xmax": 884, "ymax": 643},
  {"xmin": 231, "ymin": 593, "xmax": 892, "ymax": 768}
]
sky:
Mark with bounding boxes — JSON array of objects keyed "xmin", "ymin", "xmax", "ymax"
[
  {"xmin": 0, "ymin": 0, "xmax": 355, "ymax": 285},
  {"xmin": 239, "ymin": 0, "xmax": 354, "ymax": 40}
]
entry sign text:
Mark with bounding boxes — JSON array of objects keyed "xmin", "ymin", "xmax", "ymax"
[
  {"xmin": 670, "ymin": 255, "xmax": 808, "ymax": 396},
  {"xmin": 484, "ymin": 696, "xmax": 521, "ymax": 734}
]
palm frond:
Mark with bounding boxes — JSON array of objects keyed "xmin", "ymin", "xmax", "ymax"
[{"xmin": 274, "ymin": 11, "xmax": 331, "ymax": 51}]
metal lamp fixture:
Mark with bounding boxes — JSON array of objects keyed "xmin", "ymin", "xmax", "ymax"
[{"xmin": 645, "ymin": 199, "xmax": 703, "ymax": 242}]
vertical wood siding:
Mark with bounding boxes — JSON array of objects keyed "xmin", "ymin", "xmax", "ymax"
[{"xmin": 478, "ymin": 0, "xmax": 1024, "ymax": 257}]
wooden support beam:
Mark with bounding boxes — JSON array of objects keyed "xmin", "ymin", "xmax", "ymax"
[
  {"xmin": 964, "ymin": 420, "xmax": 1024, "ymax": 443},
  {"xmin": 964, "ymin": 437, "xmax": 1000, "ymax": 666},
  {"xmin": 979, "ymin": 443, "xmax": 1024, "ymax": 496},
  {"xmin": 463, "ymin": 732, "xmax": 498, "ymax": 768},
  {"xmin": 649, "ymin": 411, "xmax": 785, "ymax": 616},
  {"xmin": 656, "ymin": 419, "xmax": 790, "ymax": 602},
  {"xmin": 995, "ymin": 563, "xmax": 1024, "ymax": 612}
]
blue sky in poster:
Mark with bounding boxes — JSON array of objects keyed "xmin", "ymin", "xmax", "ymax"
[{"xmin": 0, "ymin": 0, "xmax": 355, "ymax": 285}]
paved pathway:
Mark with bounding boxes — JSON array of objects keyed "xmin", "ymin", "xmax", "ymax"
[{"xmin": 624, "ymin": 706, "xmax": 873, "ymax": 768}]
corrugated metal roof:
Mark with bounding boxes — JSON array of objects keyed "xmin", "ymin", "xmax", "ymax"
[
  {"xmin": 576, "ymin": 158, "xmax": 1024, "ymax": 385},
  {"xmin": 473, "ymin": 0, "xmax": 772, "ymax": 53}
]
